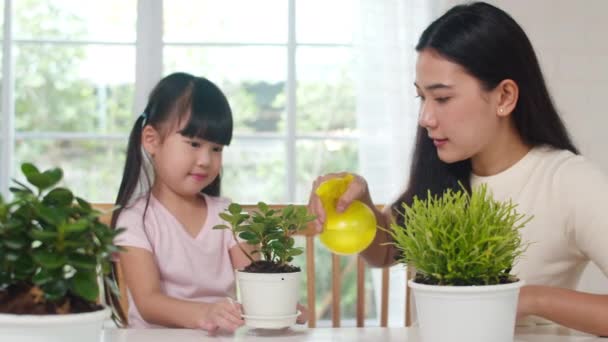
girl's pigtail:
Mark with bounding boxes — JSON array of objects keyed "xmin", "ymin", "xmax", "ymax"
[{"xmin": 106, "ymin": 113, "xmax": 150, "ymax": 326}]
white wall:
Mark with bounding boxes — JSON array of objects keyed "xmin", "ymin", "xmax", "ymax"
[{"xmin": 441, "ymin": 0, "xmax": 608, "ymax": 293}]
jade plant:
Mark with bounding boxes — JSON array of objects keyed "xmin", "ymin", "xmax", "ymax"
[
  {"xmin": 214, "ymin": 202, "xmax": 315, "ymax": 273},
  {"xmin": 0, "ymin": 163, "xmax": 123, "ymax": 315},
  {"xmin": 387, "ymin": 184, "xmax": 531, "ymax": 286}
]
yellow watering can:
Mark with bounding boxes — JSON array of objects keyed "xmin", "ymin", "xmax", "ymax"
[{"xmin": 316, "ymin": 174, "xmax": 377, "ymax": 255}]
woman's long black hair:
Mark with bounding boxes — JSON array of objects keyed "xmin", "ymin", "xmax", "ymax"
[
  {"xmin": 392, "ymin": 2, "xmax": 577, "ymax": 219},
  {"xmin": 106, "ymin": 72, "xmax": 233, "ymax": 325}
]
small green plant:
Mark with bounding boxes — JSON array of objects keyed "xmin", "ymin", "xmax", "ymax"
[
  {"xmin": 387, "ymin": 184, "xmax": 530, "ymax": 286},
  {"xmin": 0, "ymin": 163, "xmax": 124, "ymax": 314},
  {"xmin": 214, "ymin": 202, "xmax": 315, "ymax": 273}
]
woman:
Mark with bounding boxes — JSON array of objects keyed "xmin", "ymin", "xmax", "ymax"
[{"xmin": 309, "ymin": 2, "xmax": 608, "ymax": 336}]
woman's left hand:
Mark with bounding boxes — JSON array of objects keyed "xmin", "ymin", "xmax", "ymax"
[
  {"xmin": 516, "ymin": 285, "xmax": 538, "ymax": 321},
  {"xmin": 296, "ymin": 302, "xmax": 309, "ymax": 324}
]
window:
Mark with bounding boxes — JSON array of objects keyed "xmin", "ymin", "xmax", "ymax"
[
  {"xmin": 1, "ymin": 0, "xmax": 427, "ymax": 327},
  {"xmin": 162, "ymin": 0, "xmax": 358, "ymax": 204},
  {"xmin": 5, "ymin": 0, "xmax": 136, "ymax": 202}
]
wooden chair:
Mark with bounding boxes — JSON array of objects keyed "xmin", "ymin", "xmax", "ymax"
[
  {"xmin": 94, "ymin": 203, "xmax": 413, "ymax": 328},
  {"xmin": 94, "ymin": 203, "xmax": 130, "ymax": 320}
]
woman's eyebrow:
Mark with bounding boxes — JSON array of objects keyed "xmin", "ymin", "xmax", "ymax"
[{"xmin": 414, "ymin": 82, "xmax": 454, "ymax": 91}]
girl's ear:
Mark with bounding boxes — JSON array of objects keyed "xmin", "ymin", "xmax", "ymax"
[
  {"xmin": 141, "ymin": 125, "xmax": 161, "ymax": 156},
  {"xmin": 495, "ymin": 79, "xmax": 519, "ymax": 117}
]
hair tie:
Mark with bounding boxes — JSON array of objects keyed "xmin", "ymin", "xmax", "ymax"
[{"xmin": 140, "ymin": 112, "xmax": 148, "ymax": 128}]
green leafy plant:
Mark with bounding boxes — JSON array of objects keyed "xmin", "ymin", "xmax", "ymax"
[
  {"xmin": 0, "ymin": 163, "xmax": 124, "ymax": 314},
  {"xmin": 387, "ymin": 184, "xmax": 531, "ymax": 286},
  {"xmin": 214, "ymin": 202, "xmax": 315, "ymax": 273}
]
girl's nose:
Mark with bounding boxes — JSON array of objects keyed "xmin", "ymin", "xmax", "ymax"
[{"xmin": 197, "ymin": 149, "xmax": 211, "ymax": 167}]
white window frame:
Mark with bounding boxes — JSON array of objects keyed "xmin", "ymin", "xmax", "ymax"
[{"xmin": 0, "ymin": 0, "xmax": 356, "ymax": 203}]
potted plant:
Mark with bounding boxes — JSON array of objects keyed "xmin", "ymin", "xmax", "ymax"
[
  {"xmin": 387, "ymin": 184, "xmax": 530, "ymax": 342},
  {"xmin": 214, "ymin": 202, "xmax": 315, "ymax": 329},
  {"xmin": 0, "ymin": 163, "xmax": 124, "ymax": 342}
]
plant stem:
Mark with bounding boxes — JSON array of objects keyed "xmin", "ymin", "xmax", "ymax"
[{"xmin": 232, "ymin": 231, "xmax": 255, "ymax": 263}]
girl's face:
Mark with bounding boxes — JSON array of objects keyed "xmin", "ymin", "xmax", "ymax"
[
  {"xmin": 144, "ymin": 116, "xmax": 224, "ymax": 198},
  {"xmin": 415, "ymin": 49, "xmax": 502, "ymax": 164}
]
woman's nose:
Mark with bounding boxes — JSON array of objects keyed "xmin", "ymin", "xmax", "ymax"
[{"xmin": 418, "ymin": 104, "xmax": 437, "ymax": 128}]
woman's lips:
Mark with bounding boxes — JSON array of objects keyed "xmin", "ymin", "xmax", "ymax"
[{"xmin": 433, "ymin": 138, "xmax": 448, "ymax": 147}]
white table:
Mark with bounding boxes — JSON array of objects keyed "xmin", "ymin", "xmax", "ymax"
[{"xmin": 102, "ymin": 325, "xmax": 606, "ymax": 341}]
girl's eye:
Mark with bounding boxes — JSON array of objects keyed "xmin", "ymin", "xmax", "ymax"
[
  {"xmin": 212, "ymin": 146, "xmax": 223, "ymax": 152},
  {"xmin": 435, "ymin": 97, "xmax": 450, "ymax": 104},
  {"xmin": 189, "ymin": 141, "xmax": 201, "ymax": 148}
]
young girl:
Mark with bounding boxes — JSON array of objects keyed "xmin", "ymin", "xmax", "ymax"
[
  {"xmin": 109, "ymin": 72, "xmax": 297, "ymax": 331},
  {"xmin": 309, "ymin": 2, "xmax": 608, "ymax": 337}
]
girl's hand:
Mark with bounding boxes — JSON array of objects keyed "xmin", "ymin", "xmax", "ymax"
[
  {"xmin": 307, "ymin": 172, "xmax": 371, "ymax": 233},
  {"xmin": 197, "ymin": 298, "xmax": 244, "ymax": 333},
  {"xmin": 296, "ymin": 302, "xmax": 309, "ymax": 324}
]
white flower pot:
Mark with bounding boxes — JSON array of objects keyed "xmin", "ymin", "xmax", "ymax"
[
  {"xmin": 0, "ymin": 307, "xmax": 110, "ymax": 342},
  {"xmin": 237, "ymin": 270, "xmax": 300, "ymax": 329},
  {"xmin": 409, "ymin": 279, "xmax": 524, "ymax": 342}
]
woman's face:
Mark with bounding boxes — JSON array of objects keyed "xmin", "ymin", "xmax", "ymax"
[{"xmin": 415, "ymin": 49, "xmax": 502, "ymax": 163}]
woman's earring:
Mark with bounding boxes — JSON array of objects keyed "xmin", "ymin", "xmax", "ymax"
[{"xmin": 499, "ymin": 108, "xmax": 504, "ymax": 114}]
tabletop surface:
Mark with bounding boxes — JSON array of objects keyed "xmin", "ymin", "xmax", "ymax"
[{"xmin": 102, "ymin": 325, "xmax": 606, "ymax": 341}]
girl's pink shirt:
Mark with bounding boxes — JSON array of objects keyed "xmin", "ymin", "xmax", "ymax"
[{"xmin": 114, "ymin": 193, "xmax": 237, "ymax": 328}]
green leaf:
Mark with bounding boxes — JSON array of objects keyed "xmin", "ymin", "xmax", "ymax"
[
  {"xmin": 238, "ymin": 231, "xmax": 258, "ymax": 241},
  {"xmin": 21, "ymin": 163, "xmax": 40, "ymax": 179},
  {"xmin": 257, "ymin": 202, "xmax": 269, "ymax": 213},
  {"xmin": 35, "ymin": 205, "xmax": 64, "ymax": 226},
  {"xmin": 249, "ymin": 238, "xmax": 261, "ymax": 245},
  {"xmin": 3, "ymin": 236, "xmax": 29, "ymax": 250},
  {"xmin": 283, "ymin": 205, "xmax": 294, "ymax": 217},
  {"xmin": 63, "ymin": 219, "xmax": 91, "ymax": 234},
  {"xmin": 9, "ymin": 186, "xmax": 32, "ymax": 196},
  {"xmin": 286, "ymin": 237, "xmax": 295, "ymax": 248},
  {"xmin": 33, "ymin": 250, "xmax": 66, "ymax": 269},
  {"xmin": 70, "ymin": 270, "xmax": 99, "ymax": 302},
  {"xmin": 76, "ymin": 197, "xmax": 92, "ymax": 211},
  {"xmin": 43, "ymin": 188, "xmax": 74, "ymax": 206},
  {"xmin": 288, "ymin": 248, "xmax": 304, "ymax": 256},
  {"xmin": 30, "ymin": 229, "xmax": 59, "ymax": 242},
  {"xmin": 219, "ymin": 212, "xmax": 233, "ymax": 222},
  {"xmin": 23, "ymin": 165, "xmax": 63, "ymax": 192},
  {"xmin": 42, "ymin": 280, "xmax": 68, "ymax": 302},
  {"xmin": 41, "ymin": 168, "xmax": 63, "ymax": 188},
  {"xmin": 68, "ymin": 254, "xmax": 97, "ymax": 270},
  {"xmin": 213, "ymin": 224, "xmax": 229, "ymax": 230},
  {"xmin": 11, "ymin": 254, "xmax": 37, "ymax": 279},
  {"xmin": 250, "ymin": 222, "xmax": 266, "ymax": 235},
  {"xmin": 32, "ymin": 269, "xmax": 54, "ymax": 285},
  {"xmin": 228, "ymin": 203, "xmax": 242, "ymax": 215},
  {"xmin": 269, "ymin": 240, "xmax": 285, "ymax": 251},
  {"xmin": 231, "ymin": 223, "xmax": 249, "ymax": 233}
]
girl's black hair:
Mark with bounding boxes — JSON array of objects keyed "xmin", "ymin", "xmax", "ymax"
[
  {"xmin": 106, "ymin": 72, "xmax": 232, "ymax": 325},
  {"xmin": 392, "ymin": 2, "xmax": 577, "ymax": 220}
]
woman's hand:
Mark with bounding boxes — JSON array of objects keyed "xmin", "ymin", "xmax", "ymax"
[
  {"xmin": 307, "ymin": 172, "xmax": 371, "ymax": 233},
  {"xmin": 197, "ymin": 298, "xmax": 244, "ymax": 333},
  {"xmin": 516, "ymin": 285, "xmax": 539, "ymax": 321}
]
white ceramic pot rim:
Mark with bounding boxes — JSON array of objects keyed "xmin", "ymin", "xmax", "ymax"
[
  {"xmin": 0, "ymin": 307, "xmax": 111, "ymax": 326},
  {"xmin": 237, "ymin": 269, "xmax": 301, "ymax": 281},
  {"xmin": 408, "ymin": 279, "xmax": 524, "ymax": 293}
]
